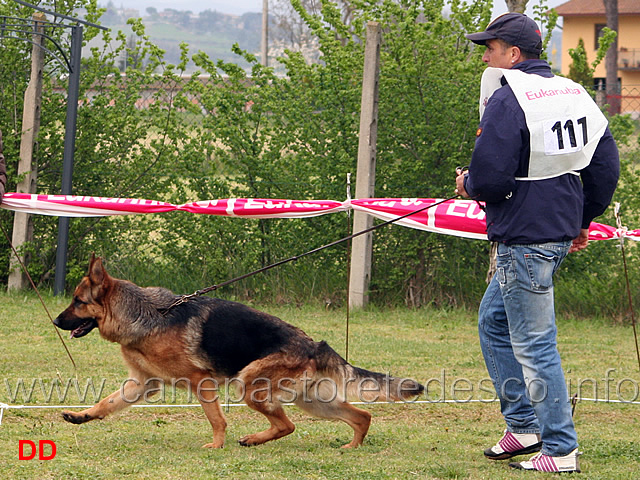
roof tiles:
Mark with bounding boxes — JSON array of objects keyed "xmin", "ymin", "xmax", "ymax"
[{"xmin": 555, "ymin": 0, "xmax": 640, "ymax": 16}]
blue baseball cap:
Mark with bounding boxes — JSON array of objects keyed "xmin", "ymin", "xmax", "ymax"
[{"xmin": 465, "ymin": 13, "xmax": 542, "ymax": 55}]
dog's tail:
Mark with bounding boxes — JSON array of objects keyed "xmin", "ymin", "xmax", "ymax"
[{"xmin": 312, "ymin": 341, "xmax": 424, "ymax": 402}]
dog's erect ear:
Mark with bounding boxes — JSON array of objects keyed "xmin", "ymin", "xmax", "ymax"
[{"xmin": 88, "ymin": 255, "xmax": 106, "ymax": 286}]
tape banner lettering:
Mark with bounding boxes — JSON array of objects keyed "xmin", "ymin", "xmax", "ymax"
[{"xmin": 2, "ymin": 193, "xmax": 637, "ymax": 242}]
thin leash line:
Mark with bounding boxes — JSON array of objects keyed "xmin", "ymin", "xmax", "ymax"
[
  {"xmin": 161, "ymin": 195, "xmax": 460, "ymax": 313},
  {"xmin": 614, "ymin": 203, "xmax": 640, "ymax": 372},
  {"xmin": 0, "ymin": 222, "xmax": 78, "ymax": 371}
]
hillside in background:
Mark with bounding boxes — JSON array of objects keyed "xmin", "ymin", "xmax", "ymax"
[
  {"xmin": 91, "ymin": 2, "xmax": 262, "ymax": 71},
  {"xmin": 89, "ymin": 2, "xmax": 563, "ymax": 73}
]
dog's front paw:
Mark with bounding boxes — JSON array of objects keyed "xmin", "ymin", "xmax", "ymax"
[{"xmin": 62, "ymin": 410, "xmax": 92, "ymax": 424}]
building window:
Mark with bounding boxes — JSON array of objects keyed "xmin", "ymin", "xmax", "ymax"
[
  {"xmin": 594, "ymin": 24, "xmax": 606, "ymax": 50},
  {"xmin": 593, "ymin": 77, "xmax": 621, "ymax": 93}
]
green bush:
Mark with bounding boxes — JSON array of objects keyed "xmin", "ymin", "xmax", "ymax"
[{"xmin": 1, "ymin": 0, "xmax": 638, "ymax": 319}]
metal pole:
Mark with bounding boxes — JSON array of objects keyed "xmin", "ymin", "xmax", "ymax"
[
  {"xmin": 54, "ymin": 24, "xmax": 83, "ymax": 295},
  {"xmin": 261, "ymin": 0, "xmax": 268, "ymax": 66}
]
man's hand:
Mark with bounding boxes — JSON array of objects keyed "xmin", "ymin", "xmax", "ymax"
[
  {"xmin": 569, "ymin": 228, "xmax": 589, "ymax": 253},
  {"xmin": 455, "ymin": 168, "xmax": 470, "ymax": 198}
]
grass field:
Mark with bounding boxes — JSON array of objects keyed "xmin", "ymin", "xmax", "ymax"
[{"xmin": 1, "ymin": 291, "xmax": 639, "ymax": 479}]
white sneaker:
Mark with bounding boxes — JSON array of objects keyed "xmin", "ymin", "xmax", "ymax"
[
  {"xmin": 509, "ymin": 448, "xmax": 581, "ymax": 473},
  {"xmin": 484, "ymin": 430, "xmax": 542, "ymax": 460}
]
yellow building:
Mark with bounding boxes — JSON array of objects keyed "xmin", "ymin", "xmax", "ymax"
[{"xmin": 555, "ymin": 0, "xmax": 640, "ymax": 116}]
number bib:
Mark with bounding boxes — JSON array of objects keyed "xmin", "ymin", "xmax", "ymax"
[{"xmin": 479, "ymin": 68, "xmax": 608, "ymax": 181}]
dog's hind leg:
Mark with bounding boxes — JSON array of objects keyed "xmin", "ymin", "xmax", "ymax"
[
  {"xmin": 238, "ymin": 399, "xmax": 295, "ymax": 447},
  {"xmin": 236, "ymin": 373, "xmax": 295, "ymax": 446},
  {"xmin": 293, "ymin": 396, "xmax": 371, "ymax": 448},
  {"xmin": 62, "ymin": 374, "xmax": 159, "ymax": 424}
]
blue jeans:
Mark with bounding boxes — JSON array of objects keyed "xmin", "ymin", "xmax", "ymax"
[{"xmin": 478, "ymin": 241, "xmax": 577, "ymax": 457}]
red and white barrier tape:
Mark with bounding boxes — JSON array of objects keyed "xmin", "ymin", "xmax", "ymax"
[{"xmin": 2, "ymin": 193, "xmax": 637, "ymax": 242}]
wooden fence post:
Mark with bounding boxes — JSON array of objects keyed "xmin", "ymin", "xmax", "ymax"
[
  {"xmin": 348, "ymin": 21, "xmax": 381, "ymax": 308},
  {"xmin": 8, "ymin": 13, "xmax": 46, "ymax": 290}
]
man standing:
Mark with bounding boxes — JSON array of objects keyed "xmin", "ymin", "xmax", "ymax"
[{"xmin": 456, "ymin": 13, "xmax": 619, "ymax": 473}]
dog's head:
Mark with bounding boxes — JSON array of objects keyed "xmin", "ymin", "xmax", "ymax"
[{"xmin": 54, "ymin": 254, "xmax": 111, "ymax": 339}]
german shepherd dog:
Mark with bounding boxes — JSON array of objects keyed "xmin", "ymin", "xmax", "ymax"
[{"xmin": 54, "ymin": 255, "xmax": 424, "ymax": 448}]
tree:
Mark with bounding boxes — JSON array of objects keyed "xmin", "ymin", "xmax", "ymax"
[
  {"xmin": 505, "ymin": 0, "xmax": 528, "ymax": 13},
  {"xmin": 2, "ymin": 0, "xmax": 636, "ymax": 314},
  {"xmin": 604, "ymin": 0, "xmax": 620, "ymax": 115},
  {"xmin": 0, "ymin": 0, "xmax": 104, "ymax": 285},
  {"xmin": 101, "ymin": 0, "xmax": 121, "ymax": 24},
  {"xmin": 568, "ymin": 38, "xmax": 593, "ymax": 87},
  {"xmin": 567, "ymin": 28, "xmax": 616, "ymax": 90},
  {"xmin": 268, "ymin": 0, "xmax": 322, "ymax": 65},
  {"xmin": 195, "ymin": 10, "xmax": 223, "ymax": 34}
]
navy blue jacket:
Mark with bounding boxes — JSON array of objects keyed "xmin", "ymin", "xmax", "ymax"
[{"xmin": 464, "ymin": 60, "xmax": 619, "ymax": 245}]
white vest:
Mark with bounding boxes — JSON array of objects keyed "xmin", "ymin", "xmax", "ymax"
[{"xmin": 479, "ymin": 67, "xmax": 608, "ymax": 181}]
